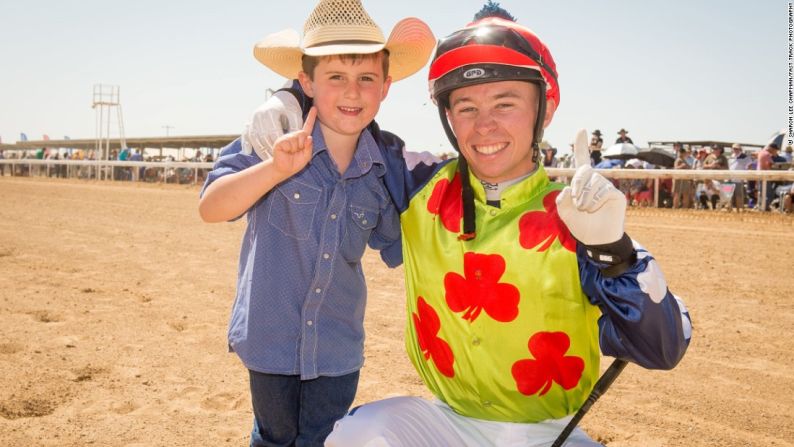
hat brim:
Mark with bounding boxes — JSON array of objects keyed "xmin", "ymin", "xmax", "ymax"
[{"xmin": 253, "ymin": 18, "xmax": 435, "ymax": 82}]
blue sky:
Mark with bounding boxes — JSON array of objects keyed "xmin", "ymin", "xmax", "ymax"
[{"xmin": 0, "ymin": 0, "xmax": 785, "ymax": 154}]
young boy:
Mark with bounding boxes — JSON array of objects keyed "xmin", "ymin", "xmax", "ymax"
[{"xmin": 198, "ymin": 1, "xmax": 434, "ymax": 446}]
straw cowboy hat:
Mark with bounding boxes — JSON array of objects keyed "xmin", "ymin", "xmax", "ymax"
[{"xmin": 253, "ymin": 0, "xmax": 435, "ymax": 82}]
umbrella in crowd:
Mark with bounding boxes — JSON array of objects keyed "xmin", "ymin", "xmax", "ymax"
[
  {"xmin": 768, "ymin": 129, "xmax": 784, "ymax": 148},
  {"xmin": 602, "ymin": 143, "xmax": 639, "ymax": 160},
  {"xmin": 635, "ymin": 146, "xmax": 676, "ymax": 168}
]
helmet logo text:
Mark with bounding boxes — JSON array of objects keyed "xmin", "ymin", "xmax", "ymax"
[{"xmin": 463, "ymin": 68, "xmax": 486, "ymax": 79}]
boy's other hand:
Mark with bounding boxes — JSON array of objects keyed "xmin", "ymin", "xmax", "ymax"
[{"xmin": 272, "ymin": 107, "xmax": 317, "ymax": 179}]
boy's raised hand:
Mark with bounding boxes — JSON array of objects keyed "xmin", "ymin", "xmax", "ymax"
[
  {"xmin": 556, "ymin": 129, "xmax": 627, "ymax": 246},
  {"xmin": 272, "ymin": 107, "xmax": 316, "ymax": 179},
  {"xmin": 242, "ymin": 89, "xmax": 304, "ymax": 160}
]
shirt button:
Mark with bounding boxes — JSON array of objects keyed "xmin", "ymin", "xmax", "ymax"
[
  {"xmin": 361, "ymin": 219, "xmax": 368, "ymax": 225},
  {"xmin": 472, "ymin": 337, "xmax": 481, "ymax": 346},
  {"xmin": 293, "ymin": 192, "xmax": 301, "ymax": 200},
  {"xmin": 323, "ymin": 253, "xmax": 330, "ymax": 259},
  {"xmin": 489, "ymin": 209, "xmax": 497, "ymax": 216},
  {"xmin": 315, "ymin": 288, "xmax": 322, "ymax": 294},
  {"xmin": 483, "ymin": 400, "xmax": 492, "ymax": 407},
  {"xmin": 307, "ymin": 320, "xmax": 313, "ymax": 326},
  {"xmin": 330, "ymin": 214, "xmax": 337, "ymax": 220}
]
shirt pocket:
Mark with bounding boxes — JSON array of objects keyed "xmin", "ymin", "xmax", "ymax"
[
  {"xmin": 267, "ymin": 180, "xmax": 322, "ymax": 240},
  {"xmin": 340, "ymin": 204, "xmax": 379, "ymax": 263}
]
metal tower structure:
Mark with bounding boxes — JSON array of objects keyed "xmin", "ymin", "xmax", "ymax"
[{"xmin": 92, "ymin": 84, "xmax": 127, "ymax": 179}]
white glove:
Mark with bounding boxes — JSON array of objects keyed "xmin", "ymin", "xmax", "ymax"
[
  {"xmin": 556, "ymin": 129, "xmax": 626, "ymax": 246},
  {"xmin": 241, "ymin": 89, "xmax": 304, "ymax": 161}
]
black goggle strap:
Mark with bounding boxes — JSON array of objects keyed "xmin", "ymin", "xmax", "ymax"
[
  {"xmin": 458, "ymin": 155, "xmax": 476, "ymax": 240},
  {"xmin": 533, "ymin": 81, "xmax": 548, "ymax": 163},
  {"xmin": 437, "ymin": 103, "xmax": 477, "ymax": 241}
]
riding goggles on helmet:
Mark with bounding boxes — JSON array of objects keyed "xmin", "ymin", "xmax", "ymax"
[{"xmin": 429, "ymin": 24, "xmax": 558, "ymax": 105}]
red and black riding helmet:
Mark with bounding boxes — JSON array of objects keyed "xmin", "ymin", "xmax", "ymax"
[{"xmin": 428, "ymin": 16, "xmax": 560, "ymax": 240}]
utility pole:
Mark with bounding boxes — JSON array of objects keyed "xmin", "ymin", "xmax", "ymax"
[{"xmin": 162, "ymin": 125, "xmax": 174, "ymax": 137}]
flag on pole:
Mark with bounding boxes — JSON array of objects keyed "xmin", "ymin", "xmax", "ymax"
[
  {"xmin": 64, "ymin": 136, "xmax": 71, "ymax": 140},
  {"xmin": 20, "ymin": 133, "xmax": 28, "ymax": 141},
  {"xmin": 43, "ymin": 134, "xmax": 50, "ymax": 141}
]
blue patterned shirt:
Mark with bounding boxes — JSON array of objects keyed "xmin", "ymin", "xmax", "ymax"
[{"xmin": 202, "ymin": 124, "xmax": 401, "ymax": 379}]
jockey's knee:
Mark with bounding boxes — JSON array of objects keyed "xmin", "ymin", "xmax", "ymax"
[
  {"xmin": 325, "ymin": 397, "xmax": 423, "ymax": 447},
  {"xmin": 325, "ymin": 408, "xmax": 391, "ymax": 446}
]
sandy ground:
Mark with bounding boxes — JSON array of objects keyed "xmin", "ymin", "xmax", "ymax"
[{"xmin": 0, "ymin": 176, "xmax": 792, "ymax": 447}]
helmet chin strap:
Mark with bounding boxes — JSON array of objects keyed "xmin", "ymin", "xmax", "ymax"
[
  {"xmin": 436, "ymin": 80, "xmax": 547, "ymax": 241},
  {"xmin": 437, "ymin": 103, "xmax": 477, "ymax": 240}
]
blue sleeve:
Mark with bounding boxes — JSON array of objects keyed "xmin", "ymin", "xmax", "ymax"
[
  {"xmin": 367, "ymin": 191, "xmax": 403, "ymax": 268},
  {"xmin": 368, "ymin": 121, "xmax": 449, "ymax": 213},
  {"xmin": 199, "ymin": 137, "xmax": 261, "ymax": 220},
  {"xmin": 577, "ymin": 240, "xmax": 692, "ymax": 370}
]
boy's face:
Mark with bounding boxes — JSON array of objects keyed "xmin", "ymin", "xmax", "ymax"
[
  {"xmin": 298, "ymin": 54, "xmax": 391, "ymax": 140},
  {"xmin": 446, "ymin": 80, "xmax": 556, "ymax": 184}
]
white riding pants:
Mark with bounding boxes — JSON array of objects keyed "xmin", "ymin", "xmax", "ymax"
[{"xmin": 325, "ymin": 396, "xmax": 602, "ymax": 447}]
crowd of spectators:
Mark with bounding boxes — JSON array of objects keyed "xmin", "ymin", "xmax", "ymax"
[
  {"xmin": 0, "ymin": 147, "xmax": 215, "ymax": 184},
  {"xmin": 541, "ymin": 129, "xmax": 794, "ymax": 213}
]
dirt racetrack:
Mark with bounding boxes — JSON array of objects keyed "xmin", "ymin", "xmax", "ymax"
[{"xmin": 0, "ymin": 177, "xmax": 792, "ymax": 447}]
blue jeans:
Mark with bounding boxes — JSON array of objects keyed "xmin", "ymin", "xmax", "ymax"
[{"xmin": 248, "ymin": 369, "xmax": 359, "ymax": 447}]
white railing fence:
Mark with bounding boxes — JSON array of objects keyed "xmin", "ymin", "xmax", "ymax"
[{"xmin": 1, "ymin": 159, "xmax": 793, "ymax": 210}]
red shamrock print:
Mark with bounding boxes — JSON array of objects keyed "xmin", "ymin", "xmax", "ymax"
[
  {"xmin": 427, "ymin": 173, "xmax": 462, "ymax": 233},
  {"xmin": 511, "ymin": 331, "xmax": 584, "ymax": 396},
  {"xmin": 518, "ymin": 190, "xmax": 576, "ymax": 252},
  {"xmin": 444, "ymin": 252, "xmax": 520, "ymax": 323},
  {"xmin": 413, "ymin": 296, "xmax": 455, "ymax": 378}
]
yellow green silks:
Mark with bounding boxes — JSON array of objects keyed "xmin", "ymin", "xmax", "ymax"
[{"xmin": 401, "ymin": 161, "xmax": 601, "ymax": 423}]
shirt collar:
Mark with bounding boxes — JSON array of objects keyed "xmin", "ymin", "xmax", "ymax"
[
  {"xmin": 469, "ymin": 163, "xmax": 551, "ymax": 208},
  {"xmin": 310, "ymin": 122, "xmax": 385, "ymax": 178}
]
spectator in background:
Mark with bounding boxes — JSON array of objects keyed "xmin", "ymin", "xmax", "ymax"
[
  {"xmin": 784, "ymin": 145, "xmax": 793, "ymax": 163},
  {"xmin": 673, "ymin": 145, "xmax": 692, "ymax": 209},
  {"xmin": 46, "ymin": 149, "xmax": 59, "ymax": 178},
  {"xmin": 616, "ymin": 128, "xmax": 634, "ymax": 144},
  {"xmin": 621, "ymin": 159, "xmax": 643, "ymax": 204},
  {"xmin": 590, "ymin": 129, "xmax": 603, "ymax": 165},
  {"xmin": 692, "ymin": 148, "xmax": 709, "ymax": 208},
  {"xmin": 758, "ymin": 143, "xmax": 778, "ymax": 170},
  {"xmin": 118, "ymin": 147, "xmax": 131, "ymax": 181},
  {"xmin": 758, "ymin": 143, "xmax": 780, "ymax": 210},
  {"xmin": 59, "ymin": 150, "xmax": 69, "ymax": 178},
  {"xmin": 130, "ymin": 149, "xmax": 144, "ymax": 182},
  {"xmin": 693, "ymin": 147, "xmax": 708, "ymax": 170},
  {"xmin": 698, "ymin": 179, "xmax": 721, "ymax": 210},
  {"xmin": 728, "ymin": 143, "xmax": 751, "ymax": 211},
  {"xmin": 702, "ymin": 146, "xmax": 728, "ymax": 208},
  {"xmin": 783, "ymin": 185, "xmax": 794, "ymax": 213},
  {"xmin": 704, "ymin": 146, "xmax": 728, "ymax": 170},
  {"xmin": 0, "ymin": 149, "xmax": 5, "ymax": 176},
  {"xmin": 541, "ymin": 141, "xmax": 558, "ymax": 168},
  {"xmin": 685, "ymin": 145, "xmax": 695, "ymax": 167}
]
